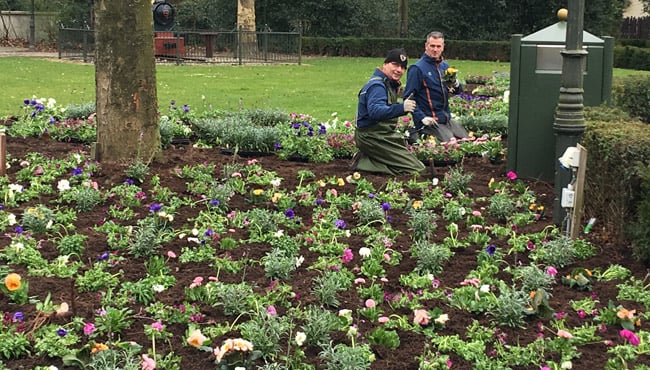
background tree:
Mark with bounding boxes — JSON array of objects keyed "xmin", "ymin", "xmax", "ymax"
[{"xmin": 93, "ymin": 0, "xmax": 160, "ymax": 163}]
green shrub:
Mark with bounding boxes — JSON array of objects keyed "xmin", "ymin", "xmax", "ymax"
[
  {"xmin": 582, "ymin": 120, "xmax": 650, "ymax": 241},
  {"xmin": 629, "ymin": 163, "xmax": 650, "ymax": 266},
  {"xmin": 63, "ymin": 102, "xmax": 96, "ymax": 119},
  {"xmin": 612, "ymin": 75, "xmax": 650, "ymax": 123}
]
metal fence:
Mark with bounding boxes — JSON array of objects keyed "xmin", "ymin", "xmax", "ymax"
[{"xmin": 58, "ymin": 26, "xmax": 302, "ymax": 64}]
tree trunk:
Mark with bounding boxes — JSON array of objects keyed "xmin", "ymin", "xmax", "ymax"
[
  {"xmin": 93, "ymin": 0, "xmax": 161, "ymax": 163},
  {"xmin": 237, "ymin": 0, "xmax": 257, "ymax": 56}
]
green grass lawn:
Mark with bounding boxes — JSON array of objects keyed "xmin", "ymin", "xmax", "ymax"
[{"xmin": 1, "ymin": 56, "xmax": 648, "ymax": 122}]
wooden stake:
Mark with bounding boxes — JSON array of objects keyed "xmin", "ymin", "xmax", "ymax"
[
  {"xmin": 569, "ymin": 144, "xmax": 588, "ymax": 239},
  {"xmin": 0, "ymin": 132, "xmax": 6, "ymax": 176}
]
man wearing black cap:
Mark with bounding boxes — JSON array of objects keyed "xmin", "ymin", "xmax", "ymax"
[{"xmin": 351, "ymin": 48, "xmax": 426, "ymax": 175}]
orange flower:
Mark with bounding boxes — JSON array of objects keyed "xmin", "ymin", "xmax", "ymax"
[
  {"xmin": 4, "ymin": 273, "xmax": 21, "ymax": 291},
  {"xmin": 187, "ymin": 329, "xmax": 207, "ymax": 348},
  {"xmin": 91, "ymin": 343, "xmax": 108, "ymax": 353},
  {"xmin": 617, "ymin": 308, "xmax": 636, "ymax": 320}
]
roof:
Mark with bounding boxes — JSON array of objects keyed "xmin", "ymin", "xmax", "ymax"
[{"xmin": 521, "ymin": 21, "xmax": 603, "ymax": 44}]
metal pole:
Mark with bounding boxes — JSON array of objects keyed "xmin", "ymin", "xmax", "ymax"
[
  {"xmin": 29, "ymin": 0, "xmax": 35, "ymax": 50},
  {"xmin": 552, "ymin": 1, "xmax": 587, "ymax": 225}
]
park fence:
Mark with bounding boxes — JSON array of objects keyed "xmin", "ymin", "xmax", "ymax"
[
  {"xmin": 620, "ymin": 16, "xmax": 650, "ymax": 40},
  {"xmin": 57, "ymin": 26, "xmax": 302, "ymax": 65}
]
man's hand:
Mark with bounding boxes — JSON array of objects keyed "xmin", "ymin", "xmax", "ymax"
[
  {"xmin": 422, "ymin": 116, "xmax": 437, "ymax": 127},
  {"xmin": 403, "ymin": 99, "xmax": 416, "ymax": 113}
]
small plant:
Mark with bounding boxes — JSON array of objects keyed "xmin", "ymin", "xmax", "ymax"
[
  {"xmin": 275, "ymin": 113, "xmax": 334, "ymax": 163},
  {"xmin": 366, "ymin": 327, "xmax": 400, "ymax": 349},
  {"xmin": 407, "ymin": 206, "xmax": 438, "ymax": 241},
  {"xmin": 312, "ymin": 269, "xmax": 353, "ymax": 308},
  {"xmin": 487, "ymin": 191, "xmax": 516, "ymax": 222},
  {"xmin": 238, "ymin": 309, "xmax": 291, "ymax": 360},
  {"xmin": 561, "ymin": 267, "xmax": 594, "ymax": 291},
  {"xmin": 61, "ymin": 184, "xmax": 103, "ymax": 212},
  {"xmin": 531, "ymin": 236, "xmax": 577, "ymax": 268},
  {"xmin": 512, "ymin": 263, "xmax": 556, "ymax": 293},
  {"xmin": 21, "ymin": 204, "xmax": 55, "ymax": 234},
  {"xmin": 442, "ymin": 166, "xmax": 473, "ymax": 195},
  {"xmin": 488, "ymin": 283, "xmax": 529, "ymax": 328},
  {"xmin": 319, "ymin": 342, "xmax": 374, "ymax": 370},
  {"xmin": 355, "ymin": 198, "xmax": 386, "ymax": 226},
  {"xmin": 410, "ymin": 240, "xmax": 453, "ymax": 275},
  {"xmin": 300, "ymin": 305, "xmax": 341, "ymax": 346},
  {"xmin": 124, "ymin": 159, "xmax": 150, "ymax": 184},
  {"xmin": 262, "ymin": 247, "xmax": 298, "ymax": 280}
]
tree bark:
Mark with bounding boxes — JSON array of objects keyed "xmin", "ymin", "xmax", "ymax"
[
  {"xmin": 237, "ymin": 0, "xmax": 257, "ymax": 55},
  {"xmin": 94, "ymin": 0, "xmax": 161, "ymax": 163}
]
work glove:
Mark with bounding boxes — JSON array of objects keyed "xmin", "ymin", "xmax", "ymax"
[
  {"xmin": 403, "ymin": 99, "xmax": 416, "ymax": 113},
  {"xmin": 422, "ymin": 116, "xmax": 437, "ymax": 127},
  {"xmin": 448, "ymin": 79, "xmax": 460, "ymax": 88}
]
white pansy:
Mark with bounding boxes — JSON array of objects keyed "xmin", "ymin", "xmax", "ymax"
[
  {"xmin": 432, "ymin": 178, "xmax": 439, "ymax": 186},
  {"xmin": 434, "ymin": 314, "xmax": 449, "ymax": 324},
  {"xmin": 274, "ymin": 230, "xmax": 284, "ymax": 238},
  {"xmin": 192, "ymin": 228, "xmax": 199, "ymax": 236},
  {"xmin": 12, "ymin": 242, "xmax": 24, "ymax": 251},
  {"xmin": 295, "ymin": 255, "xmax": 304, "ymax": 267},
  {"xmin": 295, "ymin": 331, "xmax": 306, "ymax": 346},
  {"xmin": 46, "ymin": 220, "xmax": 53, "ymax": 229},
  {"xmin": 359, "ymin": 247, "xmax": 371, "ymax": 258},
  {"xmin": 57, "ymin": 179, "xmax": 71, "ymax": 192},
  {"xmin": 152, "ymin": 284, "xmax": 165, "ymax": 293},
  {"xmin": 9, "ymin": 184, "xmax": 24, "ymax": 193},
  {"xmin": 7, "ymin": 214, "xmax": 16, "ymax": 225},
  {"xmin": 270, "ymin": 178, "xmax": 282, "ymax": 187},
  {"xmin": 561, "ymin": 361, "xmax": 572, "ymax": 369},
  {"xmin": 480, "ymin": 284, "xmax": 490, "ymax": 293}
]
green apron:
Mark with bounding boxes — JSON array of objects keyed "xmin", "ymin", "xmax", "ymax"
[{"xmin": 354, "ymin": 77, "xmax": 425, "ymax": 175}]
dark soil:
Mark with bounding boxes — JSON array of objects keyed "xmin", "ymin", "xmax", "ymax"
[{"xmin": 1, "ymin": 136, "xmax": 648, "ymax": 370}]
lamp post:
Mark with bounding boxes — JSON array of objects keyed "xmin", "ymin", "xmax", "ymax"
[
  {"xmin": 29, "ymin": 0, "xmax": 35, "ymax": 50},
  {"xmin": 552, "ymin": 0, "xmax": 587, "ymax": 225}
]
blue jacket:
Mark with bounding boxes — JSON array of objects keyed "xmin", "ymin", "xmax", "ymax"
[
  {"xmin": 404, "ymin": 54, "xmax": 462, "ymax": 130},
  {"xmin": 355, "ymin": 69, "xmax": 406, "ymax": 128}
]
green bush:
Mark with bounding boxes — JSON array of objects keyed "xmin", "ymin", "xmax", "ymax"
[
  {"xmin": 63, "ymin": 102, "xmax": 96, "ymax": 119},
  {"xmin": 612, "ymin": 76, "xmax": 650, "ymax": 123},
  {"xmin": 629, "ymin": 163, "xmax": 650, "ymax": 266},
  {"xmin": 582, "ymin": 120, "xmax": 650, "ymax": 241}
]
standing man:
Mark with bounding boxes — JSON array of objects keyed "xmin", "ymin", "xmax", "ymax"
[
  {"xmin": 351, "ymin": 48, "xmax": 426, "ymax": 175},
  {"xmin": 404, "ymin": 31, "xmax": 469, "ymax": 143}
]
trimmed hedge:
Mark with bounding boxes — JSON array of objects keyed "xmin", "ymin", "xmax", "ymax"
[{"xmin": 302, "ymin": 37, "xmax": 650, "ymax": 70}]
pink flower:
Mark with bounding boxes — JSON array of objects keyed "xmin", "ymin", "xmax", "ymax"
[
  {"xmin": 365, "ymin": 299, "xmax": 376, "ymax": 308},
  {"xmin": 266, "ymin": 305, "xmax": 277, "ymax": 317},
  {"xmin": 545, "ymin": 266, "xmax": 557, "ymax": 276},
  {"xmin": 460, "ymin": 278, "xmax": 480, "ymax": 288},
  {"xmin": 378, "ymin": 316, "xmax": 389, "ymax": 323},
  {"xmin": 507, "ymin": 171, "xmax": 517, "ymax": 180},
  {"xmin": 141, "ymin": 354, "xmax": 156, "ymax": 370},
  {"xmin": 354, "ymin": 278, "xmax": 366, "ymax": 285},
  {"xmin": 620, "ymin": 329, "xmax": 640, "ymax": 346},
  {"xmin": 576, "ymin": 309, "xmax": 587, "ymax": 319},
  {"xmin": 83, "ymin": 322, "xmax": 95, "ymax": 335},
  {"xmin": 151, "ymin": 321, "xmax": 163, "ymax": 331},
  {"xmin": 341, "ymin": 248, "xmax": 353, "ymax": 263},
  {"xmin": 167, "ymin": 251, "xmax": 177, "ymax": 258},
  {"xmin": 413, "ymin": 309, "xmax": 431, "ymax": 326},
  {"xmin": 557, "ymin": 329, "xmax": 573, "ymax": 339}
]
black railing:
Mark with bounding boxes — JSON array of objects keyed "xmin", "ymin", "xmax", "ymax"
[{"xmin": 58, "ymin": 26, "xmax": 302, "ymax": 64}]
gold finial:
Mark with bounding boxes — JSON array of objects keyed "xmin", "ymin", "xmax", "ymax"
[{"xmin": 557, "ymin": 8, "xmax": 568, "ymax": 21}]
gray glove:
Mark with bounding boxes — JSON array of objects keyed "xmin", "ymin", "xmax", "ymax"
[
  {"xmin": 403, "ymin": 99, "xmax": 416, "ymax": 113},
  {"xmin": 422, "ymin": 116, "xmax": 437, "ymax": 127}
]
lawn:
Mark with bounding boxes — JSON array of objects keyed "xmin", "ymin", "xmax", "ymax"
[{"xmin": 2, "ymin": 56, "xmax": 647, "ymax": 122}]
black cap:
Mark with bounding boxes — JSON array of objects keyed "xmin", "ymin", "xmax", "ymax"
[{"xmin": 384, "ymin": 48, "xmax": 408, "ymax": 68}]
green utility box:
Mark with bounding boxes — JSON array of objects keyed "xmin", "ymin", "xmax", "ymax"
[{"xmin": 507, "ymin": 21, "xmax": 613, "ymax": 181}]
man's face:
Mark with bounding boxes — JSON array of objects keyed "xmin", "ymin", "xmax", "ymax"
[
  {"xmin": 382, "ymin": 62, "xmax": 405, "ymax": 81},
  {"xmin": 425, "ymin": 37, "xmax": 445, "ymax": 60}
]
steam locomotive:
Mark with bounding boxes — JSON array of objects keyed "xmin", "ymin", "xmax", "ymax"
[{"xmin": 152, "ymin": 0, "xmax": 185, "ymax": 57}]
